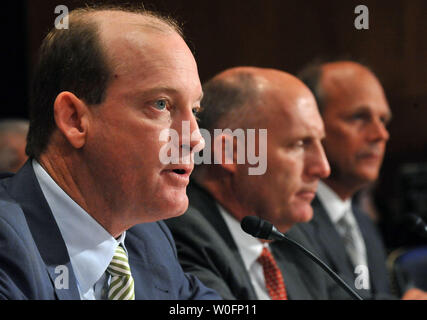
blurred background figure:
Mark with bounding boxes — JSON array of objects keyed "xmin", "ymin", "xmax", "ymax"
[
  {"xmin": 298, "ymin": 60, "xmax": 427, "ymax": 300},
  {"xmin": 0, "ymin": 119, "xmax": 29, "ymax": 173}
]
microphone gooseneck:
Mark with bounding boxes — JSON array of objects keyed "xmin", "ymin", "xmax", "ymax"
[{"xmin": 241, "ymin": 216, "xmax": 363, "ymax": 300}]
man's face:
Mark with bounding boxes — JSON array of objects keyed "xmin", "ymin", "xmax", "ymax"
[
  {"xmin": 86, "ymin": 26, "xmax": 203, "ymax": 224},
  {"xmin": 321, "ymin": 67, "xmax": 391, "ymax": 190},
  {"xmin": 0, "ymin": 133, "xmax": 28, "ymax": 172},
  {"xmin": 235, "ymin": 83, "xmax": 330, "ymax": 232}
]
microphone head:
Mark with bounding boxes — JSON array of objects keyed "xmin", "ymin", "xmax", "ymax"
[{"xmin": 241, "ymin": 216, "xmax": 274, "ymax": 240}]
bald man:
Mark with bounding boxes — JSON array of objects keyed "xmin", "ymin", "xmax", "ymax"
[
  {"xmin": 299, "ymin": 61, "xmax": 427, "ymax": 300},
  {"xmin": 0, "ymin": 6, "xmax": 219, "ymax": 300},
  {"xmin": 165, "ymin": 67, "xmax": 340, "ymax": 299}
]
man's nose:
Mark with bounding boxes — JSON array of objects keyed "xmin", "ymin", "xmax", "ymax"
[
  {"xmin": 367, "ymin": 118, "xmax": 389, "ymax": 143},
  {"xmin": 305, "ymin": 141, "xmax": 331, "ymax": 180},
  {"xmin": 178, "ymin": 111, "xmax": 205, "ymax": 154}
]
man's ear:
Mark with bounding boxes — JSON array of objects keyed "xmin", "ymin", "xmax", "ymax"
[
  {"xmin": 53, "ymin": 91, "xmax": 90, "ymax": 149},
  {"xmin": 212, "ymin": 133, "xmax": 238, "ymax": 174}
]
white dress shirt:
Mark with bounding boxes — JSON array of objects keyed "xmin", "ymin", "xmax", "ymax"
[
  {"xmin": 33, "ymin": 160, "xmax": 126, "ymax": 300},
  {"xmin": 217, "ymin": 203, "xmax": 272, "ymax": 300}
]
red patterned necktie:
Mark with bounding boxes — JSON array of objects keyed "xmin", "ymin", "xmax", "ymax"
[{"xmin": 257, "ymin": 247, "xmax": 288, "ymax": 300}]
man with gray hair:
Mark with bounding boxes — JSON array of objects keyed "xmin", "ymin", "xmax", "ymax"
[{"xmin": 0, "ymin": 119, "xmax": 29, "ymax": 173}]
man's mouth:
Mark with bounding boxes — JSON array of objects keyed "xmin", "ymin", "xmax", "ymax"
[
  {"xmin": 358, "ymin": 152, "xmax": 383, "ymax": 162},
  {"xmin": 172, "ymin": 169, "xmax": 187, "ymax": 175},
  {"xmin": 162, "ymin": 165, "xmax": 194, "ymax": 186},
  {"xmin": 296, "ymin": 189, "xmax": 317, "ymax": 202}
]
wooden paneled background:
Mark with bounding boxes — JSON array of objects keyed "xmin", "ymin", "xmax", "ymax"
[{"xmin": 2, "ymin": 0, "xmax": 427, "ymax": 249}]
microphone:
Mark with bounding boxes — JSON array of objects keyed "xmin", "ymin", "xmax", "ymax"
[
  {"xmin": 241, "ymin": 216, "xmax": 363, "ymax": 300},
  {"xmin": 406, "ymin": 214, "xmax": 427, "ymax": 238}
]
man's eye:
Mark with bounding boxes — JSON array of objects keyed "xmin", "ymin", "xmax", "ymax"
[
  {"xmin": 292, "ymin": 140, "xmax": 304, "ymax": 148},
  {"xmin": 192, "ymin": 106, "xmax": 203, "ymax": 120},
  {"xmin": 351, "ymin": 113, "xmax": 369, "ymax": 121},
  {"xmin": 154, "ymin": 99, "xmax": 168, "ymax": 110}
]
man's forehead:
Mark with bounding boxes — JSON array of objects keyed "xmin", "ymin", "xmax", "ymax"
[
  {"xmin": 321, "ymin": 66, "xmax": 389, "ymax": 113},
  {"xmin": 90, "ymin": 10, "xmax": 175, "ymax": 33},
  {"xmin": 90, "ymin": 10, "xmax": 179, "ymax": 54},
  {"xmin": 322, "ymin": 62, "xmax": 383, "ymax": 96},
  {"xmin": 266, "ymin": 80, "xmax": 316, "ymax": 115},
  {"xmin": 92, "ymin": 15, "xmax": 194, "ymax": 79},
  {"xmin": 265, "ymin": 88, "xmax": 323, "ymax": 131}
]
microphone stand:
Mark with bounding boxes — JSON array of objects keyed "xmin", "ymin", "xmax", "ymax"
[
  {"xmin": 241, "ymin": 216, "xmax": 363, "ymax": 300},
  {"xmin": 279, "ymin": 233, "xmax": 363, "ymax": 300}
]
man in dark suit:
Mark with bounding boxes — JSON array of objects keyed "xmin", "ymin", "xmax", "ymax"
[
  {"xmin": 0, "ymin": 6, "xmax": 219, "ymax": 300},
  {"xmin": 166, "ymin": 67, "xmax": 342, "ymax": 299},
  {"xmin": 298, "ymin": 61, "xmax": 427, "ymax": 299}
]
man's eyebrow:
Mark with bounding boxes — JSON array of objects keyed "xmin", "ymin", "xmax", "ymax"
[
  {"xmin": 134, "ymin": 87, "xmax": 204, "ymax": 102},
  {"xmin": 350, "ymin": 105, "xmax": 392, "ymax": 117},
  {"xmin": 136, "ymin": 87, "xmax": 180, "ymax": 98}
]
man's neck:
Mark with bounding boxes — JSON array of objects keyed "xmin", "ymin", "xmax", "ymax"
[
  {"xmin": 199, "ymin": 176, "xmax": 255, "ymax": 223},
  {"xmin": 38, "ymin": 152, "xmax": 125, "ymax": 237},
  {"xmin": 321, "ymin": 178, "xmax": 358, "ymax": 201}
]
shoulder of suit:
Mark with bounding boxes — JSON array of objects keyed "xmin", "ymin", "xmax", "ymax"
[
  {"xmin": 0, "ymin": 184, "xmax": 30, "ymax": 234},
  {"xmin": 274, "ymin": 223, "xmax": 325, "ymax": 260},
  {"xmin": 165, "ymin": 204, "xmax": 218, "ymax": 237}
]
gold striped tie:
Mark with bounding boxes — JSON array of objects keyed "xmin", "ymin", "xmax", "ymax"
[{"xmin": 107, "ymin": 245, "xmax": 135, "ymax": 300}]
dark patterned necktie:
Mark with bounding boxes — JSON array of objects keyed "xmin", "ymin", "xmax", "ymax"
[{"xmin": 257, "ymin": 247, "xmax": 287, "ymax": 300}]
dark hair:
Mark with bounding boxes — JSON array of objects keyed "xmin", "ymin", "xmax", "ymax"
[
  {"xmin": 297, "ymin": 62, "xmax": 326, "ymax": 113},
  {"xmin": 26, "ymin": 5, "xmax": 183, "ymax": 159},
  {"xmin": 199, "ymin": 72, "xmax": 260, "ymax": 133}
]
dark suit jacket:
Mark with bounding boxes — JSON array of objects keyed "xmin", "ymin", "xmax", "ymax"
[
  {"xmin": 299, "ymin": 196, "xmax": 395, "ymax": 300},
  {"xmin": 0, "ymin": 161, "xmax": 220, "ymax": 300},
  {"xmin": 165, "ymin": 182, "xmax": 345, "ymax": 300}
]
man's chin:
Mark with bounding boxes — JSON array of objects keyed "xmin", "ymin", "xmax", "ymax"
[
  {"xmin": 353, "ymin": 168, "xmax": 380, "ymax": 186},
  {"xmin": 294, "ymin": 204, "xmax": 314, "ymax": 223},
  {"xmin": 161, "ymin": 193, "xmax": 189, "ymax": 218},
  {"xmin": 277, "ymin": 204, "xmax": 314, "ymax": 230}
]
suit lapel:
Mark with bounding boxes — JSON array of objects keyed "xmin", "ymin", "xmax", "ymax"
[
  {"xmin": 352, "ymin": 202, "xmax": 390, "ymax": 294},
  {"xmin": 311, "ymin": 197, "xmax": 355, "ymax": 281},
  {"xmin": 5, "ymin": 161, "xmax": 80, "ymax": 299},
  {"xmin": 271, "ymin": 240, "xmax": 311, "ymax": 300}
]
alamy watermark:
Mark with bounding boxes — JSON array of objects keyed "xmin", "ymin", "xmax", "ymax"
[
  {"xmin": 54, "ymin": 5, "xmax": 69, "ymax": 29},
  {"xmin": 354, "ymin": 264, "xmax": 370, "ymax": 290},
  {"xmin": 54, "ymin": 265, "xmax": 69, "ymax": 290},
  {"xmin": 159, "ymin": 121, "xmax": 267, "ymax": 176},
  {"xmin": 354, "ymin": 5, "xmax": 369, "ymax": 30}
]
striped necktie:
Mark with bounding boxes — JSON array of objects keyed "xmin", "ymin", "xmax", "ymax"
[{"xmin": 107, "ymin": 245, "xmax": 135, "ymax": 300}]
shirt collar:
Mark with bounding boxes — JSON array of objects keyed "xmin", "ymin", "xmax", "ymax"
[
  {"xmin": 216, "ymin": 203, "xmax": 268, "ymax": 271},
  {"xmin": 32, "ymin": 159, "xmax": 125, "ymax": 296},
  {"xmin": 317, "ymin": 180, "xmax": 352, "ymax": 224}
]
